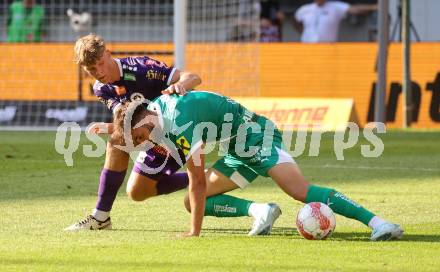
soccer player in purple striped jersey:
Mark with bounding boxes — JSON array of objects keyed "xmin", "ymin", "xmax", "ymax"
[
  {"xmin": 65, "ymin": 34, "xmax": 201, "ymax": 231},
  {"xmin": 93, "ymin": 56, "xmax": 183, "ymax": 114}
]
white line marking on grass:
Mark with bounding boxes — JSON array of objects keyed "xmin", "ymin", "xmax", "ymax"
[{"xmin": 301, "ymin": 164, "xmax": 439, "ymax": 172}]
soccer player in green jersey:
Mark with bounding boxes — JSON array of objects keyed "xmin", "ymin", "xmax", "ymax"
[{"xmin": 111, "ymin": 91, "xmax": 403, "ymax": 240}]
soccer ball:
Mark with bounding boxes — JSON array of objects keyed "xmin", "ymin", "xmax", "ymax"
[{"xmin": 296, "ymin": 202, "xmax": 336, "ymax": 240}]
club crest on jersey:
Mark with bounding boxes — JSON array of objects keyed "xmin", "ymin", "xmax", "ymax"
[
  {"xmin": 146, "ymin": 70, "xmax": 167, "ymax": 81},
  {"xmin": 176, "ymin": 136, "xmax": 191, "ymax": 156},
  {"xmin": 130, "ymin": 92, "xmax": 145, "ymax": 101}
]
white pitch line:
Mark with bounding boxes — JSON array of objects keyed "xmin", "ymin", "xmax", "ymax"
[
  {"xmin": 301, "ymin": 164, "xmax": 439, "ymax": 172},
  {"xmin": 3, "ymin": 159, "xmax": 439, "ymax": 173}
]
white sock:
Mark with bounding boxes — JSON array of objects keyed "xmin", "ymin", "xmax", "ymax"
[
  {"xmin": 92, "ymin": 209, "xmax": 110, "ymax": 222},
  {"xmin": 248, "ymin": 203, "xmax": 267, "ymax": 218},
  {"xmin": 368, "ymin": 216, "xmax": 387, "ymax": 229}
]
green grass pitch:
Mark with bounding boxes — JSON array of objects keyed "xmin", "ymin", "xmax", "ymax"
[{"xmin": 1, "ymin": 130, "xmax": 439, "ymax": 271}]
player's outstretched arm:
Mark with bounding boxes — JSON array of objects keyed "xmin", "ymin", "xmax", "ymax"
[
  {"xmin": 184, "ymin": 147, "xmax": 206, "ymax": 237},
  {"xmin": 348, "ymin": 4, "xmax": 377, "ymax": 15},
  {"xmin": 162, "ymin": 69, "xmax": 202, "ymax": 95}
]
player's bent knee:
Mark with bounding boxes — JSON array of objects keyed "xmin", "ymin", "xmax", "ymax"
[
  {"xmin": 268, "ymin": 162, "xmax": 310, "ymax": 202},
  {"xmin": 126, "ymin": 185, "xmax": 157, "ymax": 202},
  {"xmin": 126, "ymin": 187, "xmax": 148, "ymax": 202},
  {"xmin": 126, "ymin": 172, "xmax": 158, "ymax": 202}
]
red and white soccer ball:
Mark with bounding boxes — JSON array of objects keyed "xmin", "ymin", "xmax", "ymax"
[{"xmin": 296, "ymin": 202, "xmax": 336, "ymax": 240}]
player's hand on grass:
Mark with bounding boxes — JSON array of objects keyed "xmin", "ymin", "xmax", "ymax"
[
  {"xmin": 177, "ymin": 231, "xmax": 200, "ymax": 238},
  {"xmin": 86, "ymin": 122, "xmax": 112, "ymax": 135},
  {"xmin": 161, "ymin": 83, "xmax": 187, "ymax": 95}
]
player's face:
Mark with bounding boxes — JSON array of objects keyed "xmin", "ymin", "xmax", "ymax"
[{"xmin": 83, "ymin": 51, "xmax": 115, "ymax": 84}]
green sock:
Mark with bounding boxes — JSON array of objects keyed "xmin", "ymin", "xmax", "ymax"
[
  {"xmin": 204, "ymin": 194, "xmax": 253, "ymax": 217},
  {"xmin": 305, "ymin": 185, "xmax": 375, "ymax": 226}
]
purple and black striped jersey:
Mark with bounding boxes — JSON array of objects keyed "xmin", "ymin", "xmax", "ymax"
[{"xmin": 93, "ymin": 56, "xmax": 176, "ymax": 112}]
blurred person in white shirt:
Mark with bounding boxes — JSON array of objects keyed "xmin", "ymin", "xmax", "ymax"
[{"xmin": 294, "ymin": 0, "xmax": 377, "ymax": 43}]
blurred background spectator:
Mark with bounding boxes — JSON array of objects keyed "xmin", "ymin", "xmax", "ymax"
[
  {"xmin": 7, "ymin": 0, "xmax": 46, "ymax": 42},
  {"xmin": 3, "ymin": 0, "xmax": 440, "ymax": 43},
  {"xmin": 259, "ymin": 0, "xmax": 285, "ymax": 42},
  {"xmin": 293, "ymin": 0, "xmax": 377, "ymax": 43}
]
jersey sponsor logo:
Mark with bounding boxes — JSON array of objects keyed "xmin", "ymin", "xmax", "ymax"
[
  {"xmin": 0, "ymin": 106, "xmax": 17, "ymax": 122},
  {"xmin": 152, "ymin": 144, "xmax": 169, "ymax": 157},
  {"xmin": 145, "ymin": 59, "xmax": 168, "ymax": 68},
  {"xmin": 333, "ymin": 192, "xmax": 361, "ymax": 208},
  {"xmin": 214, "ymin": 204, "xmax": 237, "ymax": 214},
  {"xmin": 115, "ymin": 86, "xmax": 127, "ymax": 96},
  {"xmin": 248, "ymin": 146, "xmax": 272, "ymax": 164},
  {"xmin": 123, "ymin": 73, "xmax": 136, "ymax": 81},
  {"xmin": 175, "ymin": 135, "xmax": 191, "ymax": 156},
  {"xmin": 45, "ymin": 107, "xmax": 88, "ymax": 122},
  {"xmin": 146, "ymin": 70, "xmax": 167, "ymax": 81}
]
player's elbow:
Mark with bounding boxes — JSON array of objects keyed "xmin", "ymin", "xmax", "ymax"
[
  {"xmin": 183, "ymin": 71, "xmax": 202, "ymax": 87},
  {"xmin": 193, "ymin": 73, "xmax": 202, "ymax": 86}
]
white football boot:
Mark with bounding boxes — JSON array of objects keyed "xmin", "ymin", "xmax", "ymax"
[
  {"xmin": 370, "ymin": 223, "xmax": 403, "ymax": 241},
  {"xmin": 248, "ymin": 203, "xmax": 282, "ymax": 236},
  {"xmin": 64, "ymin": 215, "xmax": 112, "ymax": 231}
]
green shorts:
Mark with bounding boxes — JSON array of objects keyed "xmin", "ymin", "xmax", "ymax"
[{"xmin": 212, "ymin": 115, "xmax": 295, "ymax": 188}]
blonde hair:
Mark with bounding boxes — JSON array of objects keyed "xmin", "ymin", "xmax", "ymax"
[{"xmin": 74, "ymin": 34, "xmax": 106, "ymax": 66}]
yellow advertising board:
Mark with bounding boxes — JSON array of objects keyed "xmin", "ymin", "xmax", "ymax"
[{"xmin": 234, "ymin": 97, "xmax": 354, "ymax": 131}]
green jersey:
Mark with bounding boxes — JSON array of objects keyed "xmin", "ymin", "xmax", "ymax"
[
  {"xmin": 7, "ymin": 1, "xmax": 45, "ymax": 42},
  {"xmin": 149, "ymin": 91, "xmax": 255, "ymax": 159},
  {"xmin": 148, "ymin": 91, "xmax": 294, "ymax": 185}
]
